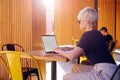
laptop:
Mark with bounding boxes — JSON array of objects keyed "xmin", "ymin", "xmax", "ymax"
[{"xmin": 41, "ymin": 35, "xmax": 58, "ymax": 53}]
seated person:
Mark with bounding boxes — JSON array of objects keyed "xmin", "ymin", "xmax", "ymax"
[
  {"xmin": 54, "ymin": 7, "xmax": 119, "ymax": 80},
  {"xmin": 100, "ymin": 27, "xmax": 113, "ymax": 48}
]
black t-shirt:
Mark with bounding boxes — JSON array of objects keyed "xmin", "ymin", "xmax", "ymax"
[{"xmin": 77, "ymin": 30, "xmax": 116, "ymax": 65}]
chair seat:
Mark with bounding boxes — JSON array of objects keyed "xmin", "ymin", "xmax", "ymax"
[
  {"xmin": 22, "ymin": 67, "xmax": 37, "ymax": 73},
  {"xmin": 81, "ymin": 59, "xmax": 93, "ymax": 65},
  {"xmin": 23, "ymin": 68, "xmax": 39, "ymax": 80}
]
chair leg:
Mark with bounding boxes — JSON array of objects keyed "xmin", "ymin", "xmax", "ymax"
[{"xmin": 23, "ymin": 69, "xmax": 40, "ymax": 80}]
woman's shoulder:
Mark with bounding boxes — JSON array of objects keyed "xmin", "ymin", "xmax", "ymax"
[{"xmin": 84, "ymin": 30, "xmax": 99, "ymax": 35}]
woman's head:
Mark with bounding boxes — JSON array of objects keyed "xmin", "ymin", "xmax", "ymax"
[{"xmin": 77, "ymin": 7, "xmax": 98, "ymax": 30}]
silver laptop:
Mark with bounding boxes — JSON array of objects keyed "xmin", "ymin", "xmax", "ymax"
[{"xmin": 41, "ymin": 35, "xmax": 58, "ymax": 53}]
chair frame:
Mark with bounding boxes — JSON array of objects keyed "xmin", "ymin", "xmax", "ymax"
[
  {"xmin": 0, "ymin": 51, "xmax": 43, "ymax": 80},
  {"xmin": 2, "ymin": 43, "xmax": 41, "ymax": 80},
  {"xmin": 110, "ymin": 64, "xmax": 120, "ymax": 80},
  {"xmin": 108, "ymin": 40, "xmax": 117, "ymax": 53},
  {"xmin": 2, "ymin": 43, "xmax": 25, "ymax": 52}
]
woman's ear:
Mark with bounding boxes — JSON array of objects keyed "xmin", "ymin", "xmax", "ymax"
[{"xmin": 86, "ymin": 19, "xmax": 90, "ymax": 24}]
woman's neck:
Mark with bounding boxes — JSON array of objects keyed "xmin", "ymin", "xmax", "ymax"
[{"xmin": 86, "ymin": 27, "xmax": 94, "ymax": 31}]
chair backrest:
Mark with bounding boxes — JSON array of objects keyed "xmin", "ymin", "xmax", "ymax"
[
  {"xmin": 108, "ymin": 40, "xmax": 117, "ymax": 53},
  {"xmin": 0, "ymin": 51, "xmax": 43, "ymax": 80},
  {"xmin": 2, "ymin": 44, "xmax": 24, "ymax": 52}
]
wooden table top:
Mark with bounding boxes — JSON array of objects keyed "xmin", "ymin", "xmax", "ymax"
[
  {"xmin": 29, "ymin": 50, "xmax": 68, "ymax": 62},
  {"xmin": 114, "ymin": 48, "xmax": 120, "ymax": 54}
]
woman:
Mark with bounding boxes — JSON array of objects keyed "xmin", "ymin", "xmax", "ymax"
[{"xmin": 54, "ymin": 7, "xmax": 119, "ymax": 80}]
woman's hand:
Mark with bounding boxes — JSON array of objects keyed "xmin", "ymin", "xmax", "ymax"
[{"xmin": 53, "ymin": 47, "xmax": 63, "ymax": 54}]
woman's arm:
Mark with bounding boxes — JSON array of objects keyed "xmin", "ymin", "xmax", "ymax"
[{"xmin": 54, "ymin": 46, "xmax": 84, "ymax": 60}]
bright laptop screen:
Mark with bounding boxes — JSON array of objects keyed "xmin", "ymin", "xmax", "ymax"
[{"xmin": 41, "ymin": 35, "xmax": 58, "ymax": 53}]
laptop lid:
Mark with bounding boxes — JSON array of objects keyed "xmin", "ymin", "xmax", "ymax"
[{"xmin": 41, "ymin": 35, "xmax": 58, "ymax": 53}]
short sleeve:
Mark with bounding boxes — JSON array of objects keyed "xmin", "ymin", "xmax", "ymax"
[{"xmin": 76, "ymin": 32, "xmax": 90, "ymax": 53}]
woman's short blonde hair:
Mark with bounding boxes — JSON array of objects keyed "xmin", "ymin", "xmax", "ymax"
[{"xmin": 77, "ymin": 7, "xmax": 98, "ymax": 28}]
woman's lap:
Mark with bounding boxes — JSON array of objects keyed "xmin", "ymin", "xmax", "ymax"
[{"xmin": 63, "ymin": 63, "xmax": 119, "ymax": 80}]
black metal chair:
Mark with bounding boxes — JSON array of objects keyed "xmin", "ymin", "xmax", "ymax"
[
  {"xmin": 2, "ymin": 43, "xmax": 25, "ymax": 52},
  {"xmin": 108, "ymin": 40, "xmax": 117, "ymax": 53},
  {"xmin": 2, "ymin": 43, "xmax": 40, "ymax": 80}
]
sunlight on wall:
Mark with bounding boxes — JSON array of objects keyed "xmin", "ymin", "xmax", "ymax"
[
  {"xmin": 42, "ymin": 0, "xmax": 54, "ymax": 35},
  {"xmin": 42, "ymin": 0, "xmax": 54, "ymax": 7}
]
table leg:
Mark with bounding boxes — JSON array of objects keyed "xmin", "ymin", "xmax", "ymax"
[
  {"xmin": 51, "ymin": 61, "xmax": 57, "ymax": 80},
  {"xmin": 77, "ymin": 57, "xmax": 80, "ymax": 64}
]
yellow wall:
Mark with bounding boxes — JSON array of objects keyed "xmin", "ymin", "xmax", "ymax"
[
  {"xmin": 54, "ymin": 0, "xmax": 120, "ymax": 47},
  {"xmin": 116, "ymin": 0, "xmax": 120, "ymax": 47},
  {"xmin": 0, "ymin": 0, "xmax": 32, "ymax": 51},
  {"xmin": 54, "ymin": 0, "xmax": 95, "ymax": 45},
  {"xmin": 98, "ymin": 0, "xmax": 120, "ymax": 47},
  {"xmin": 0, "ymin": 0, "xmax": 46, "ymax": 79}
]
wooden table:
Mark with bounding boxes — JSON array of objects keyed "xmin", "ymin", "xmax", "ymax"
[
  {"xmin": 30, "ymin": 50, "xmax": 68, "ymax": 80},
  {"xmin": 114, "ymin": 48, "xmax": 120, "ymax": 54},
  {"xmin": 114, "ymin": 48, "xmax": 120, "ymax": 62}
]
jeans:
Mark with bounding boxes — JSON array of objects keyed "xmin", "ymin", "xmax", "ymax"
[{"xmin": 63, "ymin": 63, "xmax": 119, "ymax": 80}]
